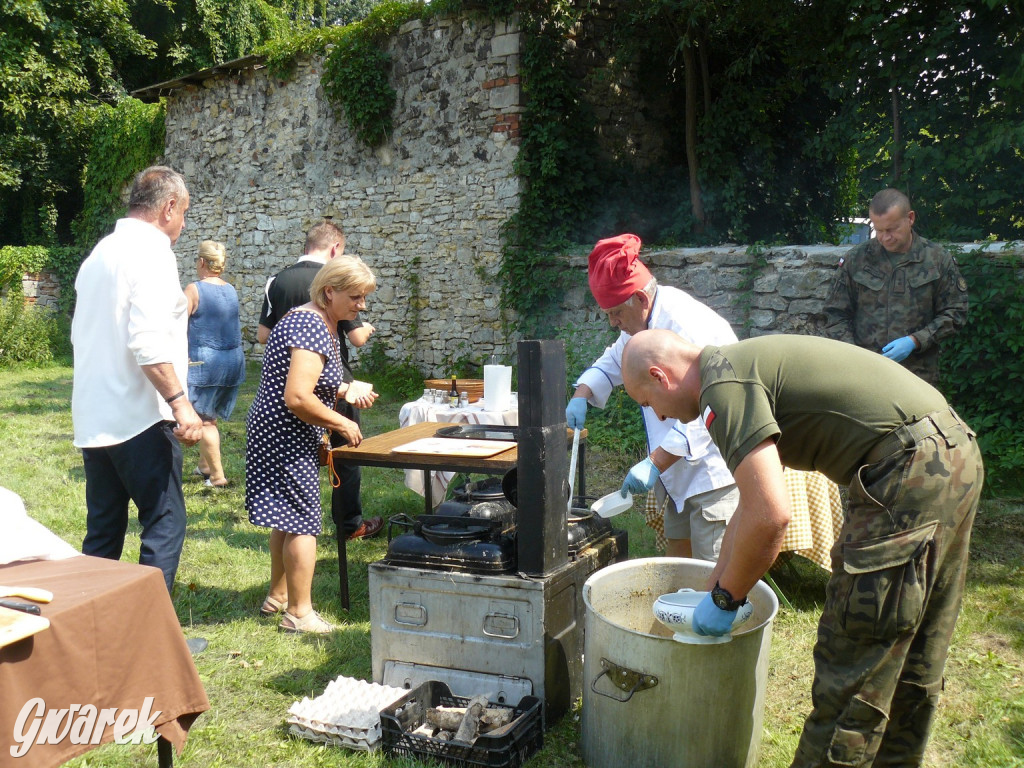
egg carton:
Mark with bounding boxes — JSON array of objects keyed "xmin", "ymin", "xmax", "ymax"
[{"xmin": 286, "ymin": 675, "xmax": 407, "ymax": 751}]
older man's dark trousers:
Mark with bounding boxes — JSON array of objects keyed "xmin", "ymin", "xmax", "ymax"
[
  {"xmin": 791, "ymin": 412, "xmax": 983, "ymax": 768},
  {"xmin": 81, "ymin": 421, "xmax": 186, "ymax": 594}
]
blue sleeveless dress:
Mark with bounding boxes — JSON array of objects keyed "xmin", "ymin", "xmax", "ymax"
[{"xmin": 187, "ymin": 280, "xmax": 245, "ymax": 419}]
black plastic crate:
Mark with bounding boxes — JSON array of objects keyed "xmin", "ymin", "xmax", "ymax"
[{"xmin": 380, "ymin": 681, "xmax": 543, "ymax": 768}]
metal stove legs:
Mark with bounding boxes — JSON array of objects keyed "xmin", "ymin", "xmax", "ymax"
[{"xmin": 337, "ymin": 532, "xmax": 350, "ymax": 611}]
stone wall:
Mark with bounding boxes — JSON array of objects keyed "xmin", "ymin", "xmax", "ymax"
[
  {"xmin": 155, "ymin": 10, "xmax": 1022, "ymax": 377},
  {"xmin": 20, "ymin": 271, "xmax": 61, "ymax": 312},
  {"xmin": 162, "ymin": 13, "xmax": 523, "ymax": 374},
  {"xmin": 557, "ymin": 241, "xmax": 1024, "ymax": 346}
]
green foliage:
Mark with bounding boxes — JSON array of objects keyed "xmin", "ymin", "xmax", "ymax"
[
  {"xmin": 166, "ymin": 0, "xmax": 289, "ymax": 73},
  {"xmin": 124, "ymin": 0, "xmax": 292, "ymax": 91},
  {"xmin": 258, "ymin": 24, "xmax": 349, "ymax": 79},
  {"xmin": 939, "ymin": 248, "xmax": 1024, "ymax": 494},
  {"xmin": 0, "ymin": 288, "xmax": 67, "ymax": 367},
  {"xmin": 261, "ymin": 1, "xmax": 424, "ymax": 145},
  {"xmin": 837, "ymin": 1, "xmax": 1024, "ymax": 241},
  {"xmin": 0, "ymin": 246, "xmax": 50, "ymax": 290},
  {"xmin": 0, "ymin": 0, "xmax": 157, "ymax": 245},
  {"xmin": 351, "ymin": 338, "xmax": 424, "ymax": 401},
  {"xmin": 321, "ymin": 27, "xmax": 398, "ymax": 146},
  {"xmin": 0, "ymin": 245, "xmax": 83, "ymax": 315},
  {"xmin": 498, "ymin": 4, "xmax": 601, "ymax": 335},
  {"xmin": 72, "ymin": 99, "xmax": 166, "ymax": 255},
  {"xmin": 560, "ymin": 322, "xmax": 646, "ymax": 458}
]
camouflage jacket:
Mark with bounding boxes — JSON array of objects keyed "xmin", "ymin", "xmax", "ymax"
[{"xmin": 821, "ymin": 234, "xmax": 969, "ymax": 385}]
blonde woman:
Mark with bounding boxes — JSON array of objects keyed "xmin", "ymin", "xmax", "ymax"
[
  {"xmin": 185, "ymin": 240, "xmax": 246, "ymax": 487},
  {"xmin": 245, "ymin": 256, "xmax": 378, "ymax": 634}
]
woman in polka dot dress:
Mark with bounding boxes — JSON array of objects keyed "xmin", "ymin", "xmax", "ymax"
[{"xmin": 246, "ymin": 256, "xmax": 378, "ymax": 634}]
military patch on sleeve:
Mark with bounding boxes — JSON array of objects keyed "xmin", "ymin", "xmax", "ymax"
[
  {"xmin": 703, "ymin": 405, "xmax": 716, "ymax": 430},
  {"xmin": 957, "ymin": 276, "xmax": 968, "ymax": 292}
]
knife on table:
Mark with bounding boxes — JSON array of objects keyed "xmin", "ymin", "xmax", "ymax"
[{"xmin": 0, "ymin": 600, "xmax": 42, "ymax": 615}]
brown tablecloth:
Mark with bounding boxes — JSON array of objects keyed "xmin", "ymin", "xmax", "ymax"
[{"xmin": 0, "ymin": 556, "xmax": 210, "ymax": 768}]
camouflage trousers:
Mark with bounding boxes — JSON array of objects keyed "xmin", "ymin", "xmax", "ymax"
[{"xmin": 791, "ymin": 409, "xmax": 984, "ymax": 768}]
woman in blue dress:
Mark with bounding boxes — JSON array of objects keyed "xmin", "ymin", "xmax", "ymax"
[
  {"xmin": 246, "ymin": 256, "xmax": 378, "ymax": 634},
  {"xmin": 185, "ymin": 241, "xmax": 246, "ymax": 487}
]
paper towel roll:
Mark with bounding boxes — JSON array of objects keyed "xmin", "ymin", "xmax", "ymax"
[{"xmin": 483, "ymin": 365, "xmax": 512, "ymax": 412}]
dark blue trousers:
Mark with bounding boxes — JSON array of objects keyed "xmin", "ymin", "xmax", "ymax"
[
  {"xmin": 330, "ymin": 401, "xmax": 363, "ymax": 535},
  {"xmin": 81, "ymin": 421, "xmax": 186, "ymax": 594}
]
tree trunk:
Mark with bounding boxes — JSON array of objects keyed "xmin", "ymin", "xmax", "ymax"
[
  {"xmin": 683, "ymin": 43, "xmax": 706, "ymax": 234},
  {"xmin": 891, "ymin": 86, "xmax": 902, "ymax": 183}
]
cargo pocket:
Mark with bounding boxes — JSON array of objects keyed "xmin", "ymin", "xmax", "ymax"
[
  {"xmin": 826, "ymin": 694, "xmax": 888, "ymax": 767},
  {"xmin": 692, "ymin": 487, "xmax": 739, "ymax": 561},
  {"xmin": 839, "ymin": 521, "xmax": 937, "ymax": 639}
]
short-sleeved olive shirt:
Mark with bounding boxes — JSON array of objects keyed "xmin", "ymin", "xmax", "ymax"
[{"xmin": 698, "ymin": 335, "xmax": 948, "ymax": 485}]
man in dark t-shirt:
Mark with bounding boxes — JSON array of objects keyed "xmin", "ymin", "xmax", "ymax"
[
  {"xmin": 256, "ymin": 220, "xmax": 382, "ymax": 541},
  {"xmin": 621, "ymin": 329, "xmax": 983, "ymax": 768}
]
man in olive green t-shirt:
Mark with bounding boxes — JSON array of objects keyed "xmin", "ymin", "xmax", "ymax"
[{"xmin": 621, "ymin": 330, "xmax": 983, "ymax": 768}]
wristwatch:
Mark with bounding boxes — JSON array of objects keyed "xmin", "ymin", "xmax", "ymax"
[{"xmin": 711, "ymin": 581, "xmax": 748, "ymax": 612}]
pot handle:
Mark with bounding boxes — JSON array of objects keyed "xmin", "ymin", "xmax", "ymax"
[{"xmin": 590, "ymin": 657, "xmax": 658, "ymax": 702}]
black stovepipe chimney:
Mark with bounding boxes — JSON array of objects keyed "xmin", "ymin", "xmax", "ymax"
[{"xmin": 515, "ymin": 339, "xmax": 569, "ymax": 576}]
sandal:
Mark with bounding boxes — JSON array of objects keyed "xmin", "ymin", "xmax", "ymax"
[
  {"xmin": 193, "ymin": 466, "xmax": 210, "ymax": 480},
  {"xmin": 259, "ymin": 595, "xmax": 287, "ymax": 617},
  {"xmin": 278, "ymin": 610, "xmax": 334, "ymax": 635}
]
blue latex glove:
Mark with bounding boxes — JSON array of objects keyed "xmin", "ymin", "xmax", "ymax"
[
  {"xmin": 621, "ymin": 457, "xmax": 661, "ymax": 495},
  {"xmin": 566, "ymin": 397, "xmax": 588, "ymax": 430},
  {"xmin": 882, "ymin": 336, "xmax": 916, "ymax": 362},
  {"xmin": 691, "ymin": 592, "xmax": 738, "ymax": 637}
]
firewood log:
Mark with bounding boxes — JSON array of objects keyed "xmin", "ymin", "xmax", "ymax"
[
  {"xmin": 453, "ymin": 695, "xmax": 490, "ymax": 743},
  {"xmin": 426, "ymin": 704, "xmax": 514, "ymax": 732}
]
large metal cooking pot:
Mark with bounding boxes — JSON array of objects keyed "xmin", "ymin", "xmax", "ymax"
[{"xmin": 582, "ymin": 557, "xmax": 778, "ymax": 767}]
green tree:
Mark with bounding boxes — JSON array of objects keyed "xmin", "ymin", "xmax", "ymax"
[
  {"xmin": 123, "ymin": 0, "xmax": 290, "ymax": 91},
  {"xmin": 834, "ymin": 0, "xmax": 1024, "ymax": 240},
  {"xmin": 0, "ymin": 0, "xmax": 157, "ymax": 245},
  {"xmin": 603, "ymin": 0, "xmax": 859, "ymax": 244}
]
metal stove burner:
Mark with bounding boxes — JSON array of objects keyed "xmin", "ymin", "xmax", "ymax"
[{"xmin": 383, "ymin": 515, "xmax": 515, "ymax": 574}]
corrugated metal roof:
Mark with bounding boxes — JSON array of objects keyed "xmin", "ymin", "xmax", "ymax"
[{"xmin": 131, "ymin": 54, "xmax": 267, "ymax": 102}]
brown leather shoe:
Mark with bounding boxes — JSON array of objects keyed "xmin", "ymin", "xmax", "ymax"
[{"xmin": 347, "ymin": 516, "xmax": 384, "ymax": 540}]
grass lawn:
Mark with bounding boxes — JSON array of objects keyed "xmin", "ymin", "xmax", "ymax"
[{"xmin": 1, "ymin": 361, "xmax": 1022, "ymax": 767}]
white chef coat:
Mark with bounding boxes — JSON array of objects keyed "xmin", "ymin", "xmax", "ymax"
[
  {"xmin": 71, "ymin": 218, "xmax": 189, "ymax": 448},
  {"xmin": 575, "ymin": 285, "xmax": 738, "ymax": 512}
]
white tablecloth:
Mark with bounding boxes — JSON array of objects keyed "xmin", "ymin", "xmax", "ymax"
[{"xmin": 398, "ymin": 398, "xmax": 518, "ymax": 505}]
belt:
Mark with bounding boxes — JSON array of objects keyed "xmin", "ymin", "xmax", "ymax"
[{"xmin": 864, "ymin": 407, "xmax": 970, "ymax": 464}]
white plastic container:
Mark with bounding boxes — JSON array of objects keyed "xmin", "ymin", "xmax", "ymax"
[{"xmin": 483, "ymin": 364, "xmax": 512, "ymax": 412}]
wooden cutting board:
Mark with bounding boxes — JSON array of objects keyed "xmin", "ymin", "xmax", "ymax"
[
  {"xmin": 0, "ymin": 605, "xmax": 50, "ymax": 648},
  {"xmin": 391, "ymin": 437, "xmax": 517, "ymax": 458}
]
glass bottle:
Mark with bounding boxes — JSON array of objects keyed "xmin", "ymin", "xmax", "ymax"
[{"xmin": 449, "ymin": 375, "xmax": 459, "ymax": 407}]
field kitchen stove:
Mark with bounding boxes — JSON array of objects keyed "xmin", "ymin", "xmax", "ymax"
[{"xmin": 369, "ymin": 340, "xmax": 627, "ymax": 726}]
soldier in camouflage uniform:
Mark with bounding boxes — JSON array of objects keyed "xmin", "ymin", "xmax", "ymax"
[
  {"xmin": 621, "ymin": 330, "xmax": 984, "ymax": 768},
  {"xmin": 822, "ymin": 188, "xmax": 969, "ymax": 387}
]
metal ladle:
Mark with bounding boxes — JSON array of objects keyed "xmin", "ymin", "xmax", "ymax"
[{"xmin": 567, "ymin": 428, "xmax": 580, "ymax": 514}]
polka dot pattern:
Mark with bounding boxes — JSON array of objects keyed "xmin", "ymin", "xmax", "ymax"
[{"xmin": 245, "ymin": 310, "xmax": 343, "ymax": 536}]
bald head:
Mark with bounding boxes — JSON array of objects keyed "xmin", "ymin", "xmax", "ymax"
[{"xmin": 622, "ymin": 329, "xmax": 703, "ymax": 423}]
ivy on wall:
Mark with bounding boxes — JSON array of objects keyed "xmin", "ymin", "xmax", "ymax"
[
  {"xmin": 0, "ymin": 245, "xmax": 83, "ymax": 315},
  {"xmin": 72, "ymin": 100, "xmax": 167, "ymax": 256},
  {"xmin": 498, "ymin": 1, "xmax": 601, "ymax": 337},
  {"xmin": 260, "ymin": 1, "xmax": 426, "ymax": 145}
]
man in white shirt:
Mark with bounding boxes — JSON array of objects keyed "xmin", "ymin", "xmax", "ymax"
[
  {"xmin": 566, "ymin": 234, "xmax": 739, "ymax": 561},
  {"xmin": 71, "ymin": 166, "xmax": 203, "ymax": 595}
]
